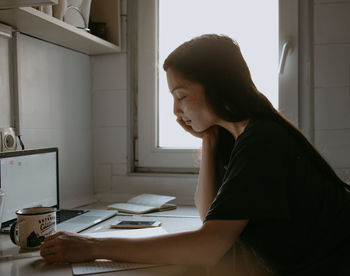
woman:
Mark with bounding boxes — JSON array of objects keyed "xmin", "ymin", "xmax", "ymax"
[{"xmin": 40, "ymin": 34, "xmax": 350, "ymax": 275}]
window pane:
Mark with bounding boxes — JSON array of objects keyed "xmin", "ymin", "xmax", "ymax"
[{"xmin": 158, "ymin": 0, "xmax": 278, "ymax": 148}]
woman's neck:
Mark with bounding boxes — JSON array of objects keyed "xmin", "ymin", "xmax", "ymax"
[{"xmin": 218, "ymin": 119, "xmax": 250, "ymax": 140}]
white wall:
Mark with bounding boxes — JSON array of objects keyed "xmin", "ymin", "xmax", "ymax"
[
  {"xmin": 314, "ymin": 0, "xmax": 350, "ymax": 182},
  {"xmin": 0, "ymin": 33, "xmax": 94, "ymax": 208},
  {"xmin": 0, "ymin": 35, "xmax": 12, "ymax": 127},
  {"xmin": 91, "ymin": 53, "xmax": 128, "ymax": 192}
]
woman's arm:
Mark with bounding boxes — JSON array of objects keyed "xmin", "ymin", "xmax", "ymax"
[
  {"xmin": 40, "ymin": 219, "xmax": 248, "ymax": 265},
  {"xmin": 195, "ymin": 131, "xmax": 220, "ymax": 221},
  {"xmin": 173, "ymin": 118, "xmax": 220, "ymax": 221}
]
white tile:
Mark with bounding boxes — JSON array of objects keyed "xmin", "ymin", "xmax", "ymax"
[
  {"xmin": 315, "ymin": 129, "xmax": 350, "ymax": 168},
  {"xmin": 100, "ymin": 174, "xmax": 198, "ymax": 205},
  {"xmin": 20, "ymin": 34, "xmax": 92, "ymax": 130},
  {"xmin": 94, "ymin": 164, "xmax": 112, "ymax": 192},
  {"xmin": 93, "ymin": 90, "xmax": 127, "ymax": 127},
  {"xmin": 314, "ymin": 45, "xmax": 349, "ymax": 87},
  {"xmin": 93, "ymin": 127, "xmax": 127, "ymax": 163},
  {"xmin": 111, "ymin": 174, "xmax": 197, "ymax": 205},
  {"xmin": 314, "ymin": 87, "xmax": 350, "ymax": 129},
  {"xmin": 91, "ymin": 53, "xmax": 127, "ymax": 91},
  {"xmin": 111, "ymin": 175, "xmax": 153, "ymax": 192},
  {"xmin": 112, "ymin": 163, "xmax": 128, "ymax": 175},
  {"xmin": 314, "ymin": 3, "xmax": 350, "ymax": 44}
]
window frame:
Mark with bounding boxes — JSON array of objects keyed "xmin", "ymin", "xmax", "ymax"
[{"xmin": 135, "ymin": 0, "xmax": 198, "ymax": 172}]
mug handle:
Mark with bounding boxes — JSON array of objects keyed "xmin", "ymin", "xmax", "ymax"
[{"xmin": 10, "ymin": 220, "xmax": 24, "ymax": 246}]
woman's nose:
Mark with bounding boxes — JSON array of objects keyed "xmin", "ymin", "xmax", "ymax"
[{"xmin": 173, "ymin": 100, "xmax": 181, "ymax": 117}]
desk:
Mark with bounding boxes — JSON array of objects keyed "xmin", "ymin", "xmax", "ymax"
[
  {"xmin": 0, "ymin": 205, "xmax": 211, "ymax": 276},
  {"xmin": 0, "ymin": 205, "xmax": 267, "ymax": 276}
]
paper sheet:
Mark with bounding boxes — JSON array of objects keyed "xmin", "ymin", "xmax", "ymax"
[
  {"xmin": 72, "ymin": 260, "xmax": 158, "ymax": 275},
  {"xmin": 72, "ymin": 227, "xmax": 168, "ymax": 275}
]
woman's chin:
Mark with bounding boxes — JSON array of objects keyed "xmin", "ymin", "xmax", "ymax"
[{"xmin": 192, "ymin": 125, "xmax": 206, "ymax": 133}]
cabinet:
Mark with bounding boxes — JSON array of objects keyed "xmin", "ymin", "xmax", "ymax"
[{"xmin": 0, "ymin": 0, "xmax": 120, "ymax": 55}]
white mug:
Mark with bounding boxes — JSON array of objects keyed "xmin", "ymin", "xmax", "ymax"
[{"xmin": 10, "ymin": 207, "xmax": 56, "ymax": 249}]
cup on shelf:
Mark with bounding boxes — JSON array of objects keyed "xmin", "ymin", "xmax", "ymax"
[{"xmin": 54, "ymin": 0, "xmax": 92, "ymax": 32}]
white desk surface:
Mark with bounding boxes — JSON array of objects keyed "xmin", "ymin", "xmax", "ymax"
[{"xmin": 0, "ymin": 204, "xmax": 211, "ymax": 276}]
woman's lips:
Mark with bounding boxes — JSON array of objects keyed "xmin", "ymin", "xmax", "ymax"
[{"xmin": 184, "ymin": 120, "xmax": 191, "ymax": 125}]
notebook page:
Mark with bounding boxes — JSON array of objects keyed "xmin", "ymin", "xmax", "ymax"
[
  {"xmin": 128, "ymin": 194, "xmax": 176, "ymax": 208},
  {"xmin": 107, "ymin": 203, "xmax": 154, "ymax": 213},
  {"xmin": 72, "ymin": 260, "xmax": 158, "ymax": 275},
  {"xmin": 72, "ymin": 228, "xmax": 168, "ymax": 275}
]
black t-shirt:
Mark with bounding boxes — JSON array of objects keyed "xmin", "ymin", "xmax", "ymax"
[{"xmin": 205, "ymin": 118, "xmax": 350, "ymax": 275}]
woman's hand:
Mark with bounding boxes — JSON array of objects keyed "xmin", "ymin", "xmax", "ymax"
[
  {"xmin": 40, "ymin": 231, "xmax": 98, "ymax": 263},
  {"xmin": 176, "ymin": 118, "xmax": 219, "ymax": 143}
]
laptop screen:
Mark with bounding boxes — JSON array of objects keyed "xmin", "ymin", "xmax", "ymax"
[{"xmin": 0, "ymin": 148, "xmax": 58, "ymax": 224}]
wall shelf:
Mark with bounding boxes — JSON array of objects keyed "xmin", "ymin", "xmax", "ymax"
[
  {"xmin": 0, "ymin": 6, "xmax": 120, "ymax": 55},
  {"xmin": 0, "ymin": 0, "xmax": 58, "ymax": 9}
]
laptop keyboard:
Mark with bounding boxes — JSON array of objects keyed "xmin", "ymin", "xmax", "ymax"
[{"xmin": 56, "ymin": 209, "xmax": 89, "ymax": 224}]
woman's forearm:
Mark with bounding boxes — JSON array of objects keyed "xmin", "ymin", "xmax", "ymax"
[
  {"xmin": 40, "ymin": 220, "xmax": 247, "ymax": 265},
  {"xmin": 93, "ymin": 220, "xmax": 245, "ymax": 267},
  {"xmin": 195, "ymin": 136, "xmax": 219, "ymax": 221},
  {"xmin": 94, "ymin": 230, "xmax": 217, "ymax": 266}
]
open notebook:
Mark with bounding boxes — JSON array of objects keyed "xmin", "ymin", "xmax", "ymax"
[{"xmin": 107, "ymin": 194, "xmax": 176, "ymax": 214}]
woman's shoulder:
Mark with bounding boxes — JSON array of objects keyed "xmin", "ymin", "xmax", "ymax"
[{"xmin": 238, "ymin": 118, "xmax": 294, "ymax": 147}]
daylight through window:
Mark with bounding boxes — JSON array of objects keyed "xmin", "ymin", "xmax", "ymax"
[{"xmin": 158, "ymin": 0, "xmax": 278, "ymax": 148}]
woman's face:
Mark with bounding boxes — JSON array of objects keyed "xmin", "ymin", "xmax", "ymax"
[{"xmin": 166, "ymin": 68, "xmax": 219, "ymax": 133}]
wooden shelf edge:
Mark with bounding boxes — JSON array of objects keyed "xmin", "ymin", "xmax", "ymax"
[{"xmin": 0, "ymin": 6, "xmax": 120, "ymax": 55}]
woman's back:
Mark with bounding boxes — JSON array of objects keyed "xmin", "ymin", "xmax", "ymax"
[{"xmin": 206, "ymin": 118, "xmax": 350, "ymax": 275}]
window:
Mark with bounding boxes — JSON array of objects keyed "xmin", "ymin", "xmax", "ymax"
[{"xmin": 134, "ymin": 0, "xmax": 300, "ymax": 172}]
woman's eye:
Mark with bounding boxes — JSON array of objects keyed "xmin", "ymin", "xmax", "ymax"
[{"xmin": 178, "ymin": 96, "xmax": 186, "ymax": 101}]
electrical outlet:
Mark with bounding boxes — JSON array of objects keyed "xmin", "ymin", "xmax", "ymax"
[{"xmin": 0, "ymin": 127, "xmax": 17, "ymax": 152}]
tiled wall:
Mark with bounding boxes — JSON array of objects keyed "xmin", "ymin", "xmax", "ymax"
[
  {"xmin": 18, "ymin": 34, "xmax": 94, "ymax": 208},
  {"xmin": 91, "ymin": 53, "xmax": 128, "ymax": 193},
  {"xmin": 314, "ymin": 0, "xmax": 350, "ymax": 182},
  {"xmin": 0, "ymin": 33, "xmax": 94, "ymax": 208}
]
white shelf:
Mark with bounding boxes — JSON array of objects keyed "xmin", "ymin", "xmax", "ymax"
[
  {"xmin": 0, "ymin": 0, "xmax": 57, "ymax": 9},
  {"xmin": 0, "ymin": 7, "xmax": 120, "ymax": 55}
]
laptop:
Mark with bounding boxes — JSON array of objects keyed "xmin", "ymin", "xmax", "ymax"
[{"xmin": 0, "ymin": 147, "xmax": 117, "ymax": 233}]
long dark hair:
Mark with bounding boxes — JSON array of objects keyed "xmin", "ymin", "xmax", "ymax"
[{"xmin": 163, "ymin": 34, "xmax": 349, "ymax": 191}]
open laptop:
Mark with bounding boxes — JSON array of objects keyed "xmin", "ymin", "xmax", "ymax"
[{"xmin": 0, "ymin": 147, "xmax": 117, "ymax": 233}]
